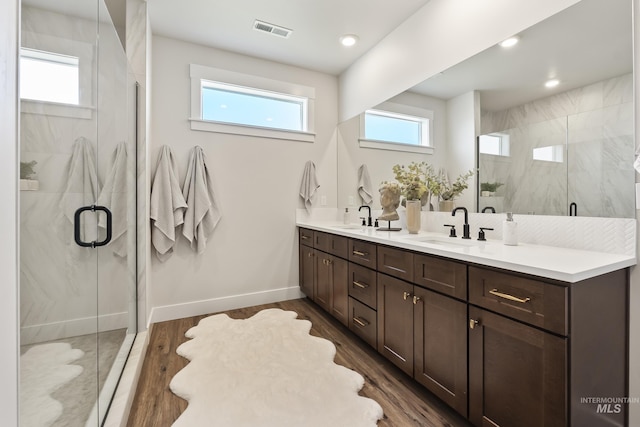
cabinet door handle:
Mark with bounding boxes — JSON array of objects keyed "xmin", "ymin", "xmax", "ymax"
[
  {"xmin": 352, "ymin": 250, "xmax": 368, "ymax": 256},
  {"xmin": 353, "ymin": 317, "xmax": 369, "ymax": 327},
  {"xmin": 352, "ymin": 281, "xmax": 369, "ymax": 289},
  {"xmin": 413, "ymin": 295, "xmax": 421, "ymax": 304},
  {"xmin": 489, "ymin": 288, "xmax": 531, "ymax": 304},
  {"xmin": 308, "ymin": 252, "xmax": 313, "ymax": 257},
  {"xmin": 403, "ymin": 291, "xmax": 412, "ymax": 301},
  {"xmin": 469, "ymin": 319, "xmax": 479, "ymax": 329},
  {"xmin": 301, "ymin": 235, "xmax": 309, "ymax": 240}
]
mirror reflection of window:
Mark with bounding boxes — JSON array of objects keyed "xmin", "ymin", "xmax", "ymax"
[
  {"xmin": 532, "ymin": 145, "xmax": 564, "ymax": 163},
  {"xmin": 19, "ymin": 48, "xmax": 79, "ymax": 105},
  {"xmin": 479, "ymin": 133, "xmax": 509, "ymax": 156},
  {"xmin": 364, "ymin": 109, "xmax": 430, "ymax": 147}
]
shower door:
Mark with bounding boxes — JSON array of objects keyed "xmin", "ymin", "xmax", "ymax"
[{"xmin": 19, "ymin": 0, "xmax": 137, "ymax": 425}]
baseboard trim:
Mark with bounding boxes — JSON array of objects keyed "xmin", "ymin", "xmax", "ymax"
[
  {"xmin": 148, "ymin": 286, "xmax": 305, "ymax": 326},
  {"xmin": 21, "ymin": 312, "xmax": 129, "ymax": 345}
]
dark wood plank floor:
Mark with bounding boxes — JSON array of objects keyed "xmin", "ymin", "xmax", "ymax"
[{"xmin": 127, "ymin": 297, "xmax": 472, "ymax": 427}]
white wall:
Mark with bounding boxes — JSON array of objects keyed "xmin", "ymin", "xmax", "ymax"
[
  {"xmin": 149, "ymin": 36, "xmax": 338, "ymax": 322},
  {"xmin": 338, "ymin": 0, "xmax": 581, "ymax": 122},
  {"xmin": 0, "ymin": 0, "xmax": 19, "ymax": 424},
  {"xmin": 445, "ymin": 91, "xmax": 479, "ymax": 210}
]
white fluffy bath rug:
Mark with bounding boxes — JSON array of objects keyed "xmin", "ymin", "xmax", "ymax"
[
  {"xmin": 20, "ymin": 342, "xmax": 84, "ymax": 427},
  {"xmin": 170, "ymin": 308, "xmax": 384, "ymax": 426}
]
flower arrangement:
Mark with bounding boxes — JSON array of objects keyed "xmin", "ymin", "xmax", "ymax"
[
  {"xmin": 429, "ymin": 169, "xmax": 474, "ymax": 201},
  {"xmin": 387, "ymin": 161, "xmax": 434, "ymax": 201}
]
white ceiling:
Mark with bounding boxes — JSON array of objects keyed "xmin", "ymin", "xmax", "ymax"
[{"xmin": 148, "ymin": 0, "xmax": 431, "ymax": 75}]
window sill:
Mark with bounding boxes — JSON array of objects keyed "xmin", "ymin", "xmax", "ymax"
[
  {"xmin": 358, "ymin": 139, "xmax": 434, "ymax": 155},
  {"xmin": 20, "ymin": 99, "xmax": 94, "ymax": 120},
  {"xmin": 189, "ymin": 119, "xmax": 315, "ymax": 142}
]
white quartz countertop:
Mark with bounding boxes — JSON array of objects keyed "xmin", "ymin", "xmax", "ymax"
[{"xmin": 296, "ymin": 221, "xmax": 637, "ymax": 283}]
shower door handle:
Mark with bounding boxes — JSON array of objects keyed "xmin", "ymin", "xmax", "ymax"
[{"xmin": 74, "ymin": 205, "xmax": 112, "ymax": 248}]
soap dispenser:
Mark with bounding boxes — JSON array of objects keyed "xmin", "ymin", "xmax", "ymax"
[
  {"xmin": 343, "ymin": 208, "xmax": 350, "ymax": 224},
  {"xmin": 503, "ymin": 212, "xmax": 518, "ymax": 246}
]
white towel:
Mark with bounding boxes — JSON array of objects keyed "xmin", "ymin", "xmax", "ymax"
[
  {"xmin": 357, "ymin": 164, "xmax": 373, "ymax": 205},
  {"xmin": 59, "ymin": 137, "xmax": 100, "ymax": 243},
  {"xmin": 150, "ymin": 145, "xmax": 188, "ymax": 262},
  {"xmin": 97, "ymin": 142, "xmax": 128, "ymax": 257},
  {"xmin": 299, "ymin": 161, "xmax": 319, "ymax": 213},
  {"xmin": 182, "ymin": 146, "xmax": 221, "ymax": 254}
]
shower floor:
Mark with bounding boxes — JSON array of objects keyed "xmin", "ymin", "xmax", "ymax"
[{"xmin": 21, "ymin": 329, "xmax": 126, "ymax": 427}]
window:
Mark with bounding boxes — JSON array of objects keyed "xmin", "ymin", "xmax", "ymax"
[
  {"xmin": 201, "ymin": 81, "xmax": 307, "ymax": 132},
  {"xmin": 364, "ymin": 109, "xmax": 430, "ymax": 147},
  {"xmin": 533, "ymin": 145, "xmax": 564, "ymax": 163},
  {"xmin": 479, "ymin": 133, "xmax": 510, "ymax": 156},
  {"xmin": 190, "ymin": 64, "xmax": 315, "ymax": 142},
  {"xmin": 359, "ymin": 104, "xmax": 434, "ymax": 154},
  {"xmin": 20, "ymin": 48, "xmax": 79, "ymax": 105}
]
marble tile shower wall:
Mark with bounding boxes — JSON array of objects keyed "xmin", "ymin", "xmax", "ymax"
[
  {"xmin": 480, "ymin": 73, "xmax": 634, "ymax": 218},
  {"xmin": 20, "ymin": 6, "xmax": 134, "ymax": 344}
]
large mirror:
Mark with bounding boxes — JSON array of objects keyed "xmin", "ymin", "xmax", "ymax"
[{"xmin": 337, "ymin": 0, "xmax": 634, "ymax": 218}]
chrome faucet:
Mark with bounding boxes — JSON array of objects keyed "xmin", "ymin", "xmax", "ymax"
[
  {"xmin": 452, "ymin": 207, "xmax": 471, "ymax": 239},
  {"xmin": 359, "ymin": 205, "xmax": 372, "ymax": 226}
]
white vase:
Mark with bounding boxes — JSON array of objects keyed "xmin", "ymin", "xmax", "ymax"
[{"xmin": 406, "ymin": 200, "xmax": 421, "ymax": 234}]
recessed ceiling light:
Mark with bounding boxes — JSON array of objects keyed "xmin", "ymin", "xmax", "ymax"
[
  {"xmin": 499, "ymin": 36, "xmax": 519, "ymax": 48},
  {"xmin": 545, "ymin": 79, "xmax": 560, "ymax": 88},
  {"xmin": 339, "ymin": 34, "xmax": 359, "ymax": 47}
]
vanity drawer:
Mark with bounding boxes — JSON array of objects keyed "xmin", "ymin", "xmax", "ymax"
[
  {"xmin": 349, "ymin": 297, "xmax": 377, "ymax": 348},
  {"xmin": 469, "ymin": 266, "xmax": 567, "ymax": 335},
  {"xmin": 299, "ymin": 228, "xmax": 314, "ymax": 247},
  {"xmin": 414, "ymin": 255, "xmax": 467, "ymax": 300},
  {"xmin": 314, "ymin": 231, "xmax": 348, "ymax": 258},
  {"xmin": 349, "ymin": 239, "xmax": 377, "ymax": 269},
  {"xmin": 348, "ymin": 263, "xmax": 377, "ymax": 309},
  {"xmin": 377, "ymin": 245, "xmax": 414, "ymax": 282}
]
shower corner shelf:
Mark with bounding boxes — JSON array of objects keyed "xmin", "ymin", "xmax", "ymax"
[{"xmin": 20, "ymin": 179, "xmax": 39, "ymax": 191}]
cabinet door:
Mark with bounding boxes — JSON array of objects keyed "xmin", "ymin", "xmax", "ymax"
[
  {"xmin": 414, "ymin": 287, "xmax": 468, "ymax": 417},
  {"xmin": 469, "ymin": 306, "xmax": 567, "ymax": 427},
  {"xmin": 314, "ymin": 251, "xmax": 331, "ymax": 312},
  {"xmin": 377, "ymin": 273, "xmax": 414, "ymax": 376},
  {"xmin": 299, "ymin": 245, "xmax": 315, "ymax": 299},
  {"xmin": 329, "ymin": 255, "xmax": 349, "ymax": 326}
]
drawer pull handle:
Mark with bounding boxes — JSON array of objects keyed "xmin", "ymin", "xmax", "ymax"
[
  {"xmin": 413, "ymin": 295, "xmax": 421, "ymax": 304},
  {"xmin": 353, "ymin": 317, "xmax": 369, "ymax": 327},
  {"xmin": 353, "ymin": 281, "xmax": 369, "ymax": 289},
  {"xmin": 301, "ymin": 235, "xmax": 309, "ymax": 240},
  {"xmin": 322, "ymin": 259, "xmax": 333, "ymax": 266},
  {"xmin": 352, "ymin": 250, "xmax": 368, "ymax": 256},
  {"xmin": 489, "ymin": 289, "xmax": 531, "ymax": 304},
  {"xmin": 403, "ymin": 291, "xmax": 412, "ymax": 301}
]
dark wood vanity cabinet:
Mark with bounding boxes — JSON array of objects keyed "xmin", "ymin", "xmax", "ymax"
[
  {"xmin": 298, "ymin": 229, "xmax": 348, "ymax": 326},
  {"xmin": 468, "ymin": 305, "xmax": 567, "ymax": 427},
  {"xmin": 468, "ymin": 266, "xmax": 628, "ymax": 427},
  {"xmin": 377, "ymin": 265, "xmax": 468, "ymax": 417},
  {"xmin": 298, "ymin": 245, "xmax": 315, "ymax": 299},
  {"xmin": 298, "ymin": 227, "xmax": 629, "ymax": 427}
]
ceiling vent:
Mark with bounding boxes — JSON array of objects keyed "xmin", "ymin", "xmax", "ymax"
[{"xmin": 253, "ymin": 20, "xmax": 292, "ymax": 38}]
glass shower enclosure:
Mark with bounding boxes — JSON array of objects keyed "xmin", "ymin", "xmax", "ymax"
[{"xmin": 19, "ymin": 0, "xmax": 137, "ymax": 425}]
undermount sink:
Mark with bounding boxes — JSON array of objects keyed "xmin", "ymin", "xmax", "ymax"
[
  {"xmin": 407, "ymin": 236, "xmax": 478, "ymax": 248},
  {"xmin": 331, "ymin": 224, "xmax": 364, "ymax": 230}
]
